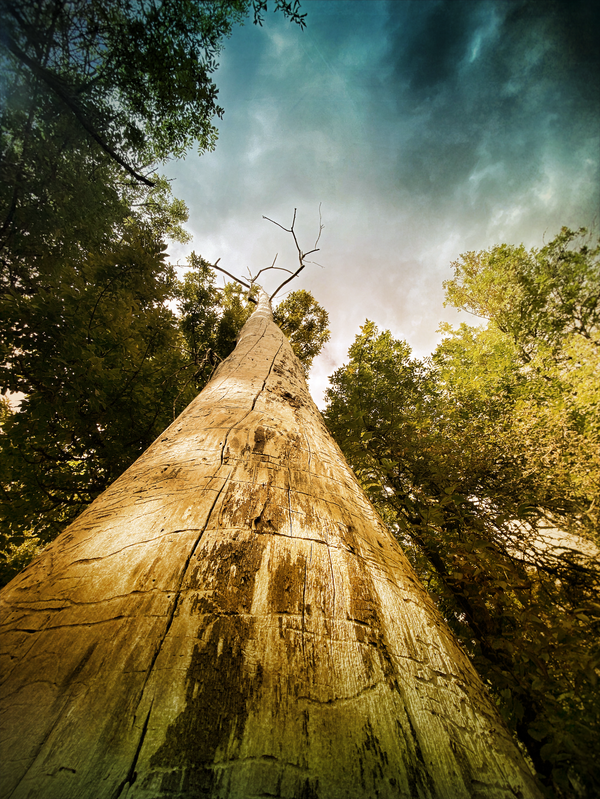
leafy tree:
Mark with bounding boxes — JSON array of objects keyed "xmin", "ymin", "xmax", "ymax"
[
  {"xmin": 324, "ymin": 228, "xmax": 600, "ymax": 799},
  {"xmin": 1, "ymin": 0, "xmax": 305, "ymax": 296},
  {"xmin": 273, "ymin": 287, "xmax": 331, "ymax": 373},
  {"xmin": 1, "ymin": 0, "xmax": 306, "ymax": 183},
  {"xmin": 442, "ymin": 227, "xmax": 600, "ymax": 543},
  {"xmin": 0, "ymin": 223, "xmax": 185, "ymax": 581},
  {"xmin": 444, "ymin": 227, "xmax": 600, "ymax": 363},
  {"xmin": 0, "ymin": 0, "xmax": 310, "ymax": 583}
]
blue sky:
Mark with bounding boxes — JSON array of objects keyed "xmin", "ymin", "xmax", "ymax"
[{"xmin": 164, "ymin": 0, "xmax": 600, "ymax": 405}]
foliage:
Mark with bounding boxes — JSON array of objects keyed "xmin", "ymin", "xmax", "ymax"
[
  {"xmin": 444, "ymin": 227, "xmax": 600, "ymax": 363},
  {"xmin": 324, "ymin": 228, "xmax": 600, "ymax": 798},
  {"xmin": 0, "ymin": 0, "xmax": 310, "ymax": 583},
  {"xmin": 0, "ymin": 225, "xmax": 185, "ymax": 580},
  {"xmin": 0, "ymin": 0, "xmax": 305, "ymax": 291},
  {"xmin": 442, "ymin": 227, "xmax": 600, "ymax": 544},
  {"xmin": 273, "ymin": 288, "xmax": 330, "ymax": 372},
  {"xmin": 1, "ymin": 0, "xmax": 305, "ymax": 179}
]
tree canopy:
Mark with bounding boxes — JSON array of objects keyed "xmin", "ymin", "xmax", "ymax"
[
  {"xmin": 324, "ymin": 227, "xmax": 600, "ymax": 799},
  {"xmin": 444, "ymin": 228, "xmax": 600, "ymax": 364},
  {"xmin": 0, "ymin": 0, "xmax": 329, "ymax": 585},
  {"xmin": 0, "ymin": 0, "xmax": 305, "ymax": 296},
  {"xmin": 1, "ymin": 0, "xmax": 305, "ymax": 181}
]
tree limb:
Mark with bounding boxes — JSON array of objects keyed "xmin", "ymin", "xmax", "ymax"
[
  {"xmin": 3, "ymin": 32, "xmax": 155, "ymax": 187},
  {"xmin": 208, "ymin": 260, "xmax": 257, "ymax": 302},
  {"xmin": 264, "ymin": 208, "xmax": 322, "ymax": 300}
]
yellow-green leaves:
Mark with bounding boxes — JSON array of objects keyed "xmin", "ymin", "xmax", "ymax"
[{"xmin": 324, "ymin": 299, "xmax": 600, "ymax": 797}]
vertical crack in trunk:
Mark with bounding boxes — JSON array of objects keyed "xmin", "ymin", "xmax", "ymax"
[
  {"xmin": 136, "ymin": 469, "xmax": 232, "ymax": 703},
  {"xmin": 251, "ymin": 340, "xmax": 283, "ymax": 412},
  {"xmin": 112, "ymin": 700, "xmax": 154, "ymax": 799}
]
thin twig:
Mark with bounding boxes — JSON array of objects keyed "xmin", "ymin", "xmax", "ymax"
[
  {"xmin": 265, "ymin": 208, "xmax": 322, "ymax": 300},
  {"xmin": 209, "ymin": 259, "xmax": 252, "ymax": 291},
  {"xmin": 314, "ymin": 202, "xmax": 324, "ymax": 250},
  {"xmin": 252, "ymin": 264, "xmax": 295, "ymax": 281},
  {"xmin": 262, "ymin": 215, "xmax": 291, "ymax": 233}
]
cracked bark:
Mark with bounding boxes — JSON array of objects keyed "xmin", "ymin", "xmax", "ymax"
[{"xmin": 0, "ymin": 290, "xmax": 543, "ymax": 799}]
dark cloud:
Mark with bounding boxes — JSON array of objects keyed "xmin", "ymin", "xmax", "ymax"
[
  {"xmin": 387, "ymin": 0, "xmax": 480, "ymax": 95},
  {"xmin": 366, "ymin": 0, "xmax": 600, "ymax": 206},
  {"xmin": 385, "ymin": 0, "xmax": 600, "ymax": 101}
]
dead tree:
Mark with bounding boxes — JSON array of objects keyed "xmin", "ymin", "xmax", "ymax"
[{"xmin": 0, "ymin": 214, "xmax": 542, "ymax": 798}]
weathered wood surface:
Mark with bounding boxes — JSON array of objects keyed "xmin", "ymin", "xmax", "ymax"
[{"xmin": 0, "ymin": 291, "xmax": 542, "ymax": 799}]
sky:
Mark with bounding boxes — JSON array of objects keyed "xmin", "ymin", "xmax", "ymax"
[{"xmin": 164, "ymin": 0, "xmax": 600, "ymax": 407}]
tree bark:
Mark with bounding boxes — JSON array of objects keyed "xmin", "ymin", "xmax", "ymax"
[{"xmin": 0, "ymin": 290, "xmax": 542, "ymax": 799}]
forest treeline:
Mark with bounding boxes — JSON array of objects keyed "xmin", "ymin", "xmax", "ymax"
[
  {"xmin": 1, "ymin": 2, "xmax": 599, "ymax": 798},
  {"xmin": 324, "ymin": 228, "xmax": 600, "ymax": 799}
]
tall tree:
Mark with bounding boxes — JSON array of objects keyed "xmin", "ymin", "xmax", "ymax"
[
  {"xmin": 176, "ymin": 253, "xmax": 331, "ymax": 398},
  {"xmin": 0, "ymin": 289, "xmax": 542, "ymax": 799}
]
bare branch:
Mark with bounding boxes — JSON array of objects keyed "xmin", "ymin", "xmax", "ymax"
[
  {"xmin": 264, "ymin": 207, "xmax": 323, "ymax": 300},
  {"xmin": 314, "ymin": 202, "xmax": 324, "ymax": 250},
  {"xmin": 262, "ymin": 267, "xmax": 295, "ymax": 275},
  {"xmin": 198, "ymin": 207, "xmax": 324, "ymax": 305},
  {"xmin": 270, "ymin": 262, "xmax": 313, "ymax": 300},
  {"xmin": 252, "ymin": 254, "xmax": 295, "ymax": 283},
  {"xmin": 209, "ymin": 259, "xmax": 252, "ymax": 291},
  {"xmin": 262, "ymin": 215, "xmax": 291, "ymax": 233}
]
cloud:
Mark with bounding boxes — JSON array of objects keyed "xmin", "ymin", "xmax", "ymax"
[
  {"xmin": 164, "ymin": 0, "xmax": 600, "ymax": 407},
  {"xmin": 370, "ymin": 0, "xmax": 600, "ymax": 219}
]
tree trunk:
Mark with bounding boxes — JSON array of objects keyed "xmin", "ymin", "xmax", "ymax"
[{"xmin": 0, "ymin": 291, "xmax": 542, "ymax": 799}]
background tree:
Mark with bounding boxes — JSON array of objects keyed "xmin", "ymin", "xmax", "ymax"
[
  {"xmin": 444, "ymin": 227, "xmax": 600, "ymax": 364},
  {"xmin": 273, "ymin": 287, "xmax": 331, "ymax": 373},
  {"xmin": 0, "ymin": 0, "xmax": 305, "ymax": 184},
  {"xmin": 324, "ymin": 227, "xmax": 600, "ymax": 799},
  {"xmin": 442, "ymin": 226, "xmax": 600, "ymax": 542},
  {"xmin": 0, "ymin": 0, "xmax": 313, "ymax": 583},
  {"xmin": 1, "ymin": 0, "xmax": 306, "ymax": 322},
  {"xmin": 0, "ymin": 222, "xmax": 183, "ymax": 578}
]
